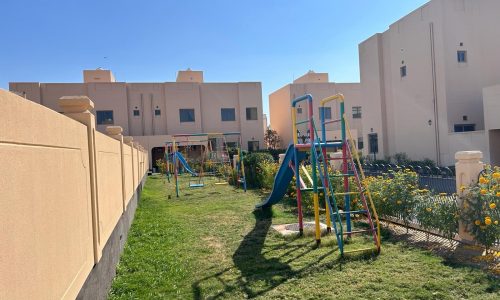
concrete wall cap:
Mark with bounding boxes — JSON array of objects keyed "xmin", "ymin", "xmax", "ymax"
[
  {"xmin": 455, "ymin": 151, "xmax": 483, "ymax": 160},
  {"xmin": 123, "ymin": 136, "xmax": 134, "ymax": 144},
  {"xmin": 105, "ymin": 126, "xmax": 123, "ymax": 135},
  {"xmin": 58, "ymin": 96, "xmax": 94, "ymax": 113}
]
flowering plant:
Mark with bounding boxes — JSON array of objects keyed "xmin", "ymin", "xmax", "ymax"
[{"xmin": 462, "ymin": 166, "xmax": 500, "ymax": 249}]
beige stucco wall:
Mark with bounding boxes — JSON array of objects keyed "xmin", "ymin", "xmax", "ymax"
[
  {"xmin": 359, "ymin": 0, "xmax": 500, "ymax": 165},
  {"xmin": 269, "ymin": 73, "xmax": 362, "ymax": 149},
  {"xmin": 0, "ymin": 90, "xmax": 148, "ymax": 299},
  {"xmin": 10, "ymin": 70, "xmax": 265, "ymax": 158},
  {"xmin": 95, "ymin": 131, "xmax": 124, "ymax": 249},
  {"xmin": 1, "ymin": 90, "xmax": 94, "ymax": 299},
  {"xmin": 483, "ymin": 84, "xmax": 500, "ymax": 165}
]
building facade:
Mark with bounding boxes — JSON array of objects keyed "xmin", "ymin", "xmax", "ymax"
[
  {"xmin": 269, "ymin": 71, "xmax": 363, "ymax": 149},
  {"xmin": 10, "ymin": 69, "xmax": 265, "ymax": 168},
  {"xmin": 359, "ymin": 0, "xmax": 500, "ymax": 166}
]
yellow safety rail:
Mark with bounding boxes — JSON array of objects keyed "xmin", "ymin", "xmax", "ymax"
[
  {"xmin": 300, "ymin": 165, "xmax": 314, "ymax": 187},
  {"xmin": 343, "ymin": 114, "xmax": 381, "ymax": 250}
]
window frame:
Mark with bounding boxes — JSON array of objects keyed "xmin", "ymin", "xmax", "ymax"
[
  {"xmin": 454, "ymin": 124, "xmax": 475, "ymax": 132},
  {"xmin": 96, "ymin": 110, "xmax": 114, "ymax": 125},
  {"xmin": 247, "ymin": 141, "xmax": 260, "ymax": 152},
  {"xmin": 400, "ymin": 65, "xmax": 407, "ymax": 78},
  {"xmin": 179, "ymin": 108, "xmax": 196, "ymax": 123},
  {"xmin": 221, "ymin": 108, "xmax": 236, "ymax": 122},
  {"xmin": 457, "ymin": 50, "xmax": 467, "ymax": 63},
  {"xmin": 352, "ymin": 106, "xmax": 362, "ymax": 119},
  {"xmin": 133, "ymin": 109, "xmax": 140, "ymax": 117},
  {"xmin": 246, "ymin": 107, "xmax": 258, "ymax": 121},
  {"xmin": 319, "ymin": 107, "xmax": 332, "ymax": 120},
  {"xmin": 154, "ymin": 109, "xmax": 161, "ymax": 116}
]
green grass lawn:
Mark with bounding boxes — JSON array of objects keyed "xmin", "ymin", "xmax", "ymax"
[{"xmin": 109, "ymin": 175, "xmax": 499, "ymax": 299}]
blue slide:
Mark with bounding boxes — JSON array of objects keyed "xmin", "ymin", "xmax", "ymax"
[
  {"xmin": 255, "ymin": 144, "xmax": 306, "ymax": 209},
  {"xmin": 175, "ymin": 152, "xmax": 198, "ymax": 176}
]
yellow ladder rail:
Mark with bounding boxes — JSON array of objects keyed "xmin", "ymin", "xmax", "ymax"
[{"xmin": 343, "ymin": 114, "xmax": 381, "ymax": 250}]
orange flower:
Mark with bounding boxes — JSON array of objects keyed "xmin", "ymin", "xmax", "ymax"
[
  {"xmin": 479, "ymin": 177, "xmax": 488, "ymax": 184},
  {"xmin": 497, "ymin": 192, "xmax": 500, "ymax": 197},
  {"xmin": 475, "ymin": 220, "xmax": 481, "ymax": 226},
  {"xmin": 480, "ymin": 189, "xmax": 487, "ymax": 195},
  {"xmin": 485, "ymin": 217, "xmax": 492, "ymax": 225},
  {"xmin": 426, "ymin": 207, "xmax": 432, "ymax": 212},
  {"xmin": 493, "ymin": 172, "xmax": 500, "ymax": 179},
  {"xmin": 490, "ymin": 203, "xmax": 497, "ymax": 209}
]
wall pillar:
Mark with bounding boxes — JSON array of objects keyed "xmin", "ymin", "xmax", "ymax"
[
  {"xmin": 278, "ymin": 153, "xmax": 285, "ymax": 164},
  {"xmin": 124, "ymin": 136, "xmax": 136, "ymax": 190},
  {"xmin": 106, "ymin": 126, "xmax": 126, "ymax": 213},
  {"xmin": 455, "ymin": 151, "xmax": 484, "ymax": 242},
  {"xmin": 58, "ymin": 96, "xmax": 102, "ymax": 263}
]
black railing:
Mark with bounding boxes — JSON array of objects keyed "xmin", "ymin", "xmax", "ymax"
[{"xmin": 362, "ymin": 164, "xmax": 456, "ymax": 195}]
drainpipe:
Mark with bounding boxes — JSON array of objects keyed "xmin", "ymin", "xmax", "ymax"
[{"xmin": 430, "ymin": 22, "xmax": 441, "ymax": 165}]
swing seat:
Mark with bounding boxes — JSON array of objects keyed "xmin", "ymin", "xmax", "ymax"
[{"xmin": 189, "ymin": 183, "xmax": 205, "ymax": 188}]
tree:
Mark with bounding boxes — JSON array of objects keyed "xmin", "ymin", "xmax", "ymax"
[{"xmin": 264, "ymin": 127, "xmax": 281, "ymax": 149}]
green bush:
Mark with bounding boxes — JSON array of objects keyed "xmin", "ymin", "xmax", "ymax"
[
  {"xmin": 243, "ymin": 152, "xmax": 274, "ymax": 188},
  {"xmin": 461, "ymin": 166, "xmax": 500, "ymax": 249},
  {"xmin": 365, "ymin": 170, "xmax": 419, "ymax": 228}
]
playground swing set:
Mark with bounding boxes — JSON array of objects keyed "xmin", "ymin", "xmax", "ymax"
[
  {"xmin": 256, "ymin": 93, "xmax": 381, "ymax": 257},
  {"xmin": 165, "ymin": 132, "xmax": 247, "ymax": 197}
]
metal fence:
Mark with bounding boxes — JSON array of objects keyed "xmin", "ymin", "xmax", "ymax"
[{"xmin": 362, "ymin": 164, "xmax": 457, "ymax": 195}]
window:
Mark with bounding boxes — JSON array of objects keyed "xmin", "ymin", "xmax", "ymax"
[
  {"xmin": 226, "ymin": 142, "xmax": 237, "ymax": 149},
  {"xmin": 154, "ymin": 109, "xmax": 161, "ymax": 116},
  {"xmin": 179, "ymin": 109, "xmax": 195, "ymax": 122},
  {"xmin": 221, "ymin": 108, "xmax": 236, "ymax": 121},
  {"xmin": 368, "ymin": 133, "xmax": 378, "ymax": 154},
  {"xmin": 457, "ymin": 50, "xmax": 467, "ymax": 63},
  {"xmin": 400, "ymin": 66, "xmax": 407, "ymax": 78},
  {"xmin": 133, "ymin": 109, "xmax": 140, "ymax": 117},
  {"xmin": 352, "ymin": 106, "xmax": 362, "ymax": 119},
  {"xmin": 246, "ymin": 107, "xmax": 258, "ymax": 120},
  {"xmin": 297, "ymin": 107, "xmax": 303, "ymax": 114},
  {"xmin": 248, "ymin": 141, "xmax": 260, "ymax": 151},
  {"xmin": 319, "ymin": 107, "xmax": 332, "ymax": 120},
  {"xmin": 454, "ymin": 124, "xmax": 475, "ymax": 132},
  {"xmin": 96, "ymin": 110, "xmax": 114, "ymax": 125},
  {"xmin": 357, "ymin": 137, "xmax": 364, "ymax": 150}
]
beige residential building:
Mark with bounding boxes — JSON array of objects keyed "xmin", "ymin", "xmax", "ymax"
[
  {"xmin": 269, "ymin": 71, "xmax": 363, "ymax": 149},
  {"xmin": 10, "ymin": 69, "xmax": 265, "ymax": 168},
  {"xmin": 359, "ymin": 0, "xmax": 500, "ymax": 166}
]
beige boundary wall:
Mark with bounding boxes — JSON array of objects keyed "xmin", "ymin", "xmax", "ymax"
[{"xmin": 0, "ymin": 90, "xmax": 148, "ymax": 300}]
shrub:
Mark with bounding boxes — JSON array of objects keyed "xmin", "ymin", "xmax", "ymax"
[
  {"xmin": 461, "ymin": 166, "xmax": 500, "ymax": 249},
  {"xmin": 243, "ymin": 152, "xmax": 274, "ymax": 188},
  {"xmin": 415, "ymin": 191, "xmax": 459, "ymax": 243},
  {"xmin": 365, "ymin": 169, "xmax": 419, "ymax": 228}
]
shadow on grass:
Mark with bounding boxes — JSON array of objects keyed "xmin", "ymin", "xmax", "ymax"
[{"xmin": 191, "ymin": 207, "xmax": 371, "ymax": 299}]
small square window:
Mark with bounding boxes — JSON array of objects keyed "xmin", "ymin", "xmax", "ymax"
[
  {"xmin": 462, "ymin": 115, "xmax": 468, "ymax": 121},
  {"xmin": 457, "ymin": 50, "xmax": 467, "ymax": 63},
  {"xmin": 297, "ymin": 107, "xmax": 303, "ymax": 114},
  {"xmin": 246, "ymin": 107, "xmax": 258, "ymax": 120},
  {"xmin": 155, "ymin": 109, "xmax": 161, "ymax": 116},
  {"xmin": 96, "ymin": 110, "xmax": 114, "ymax": 125},
  {"xmin": 221, "ymin": 108, "xmax": 236, "ymax": 121},
  {"xmin": 133, "ymin": 109, "xmax": 140, "ymax": 117},
  {"xmin": 400, "ymin": 66, "xmax": 407, "ymax": 78},
  {"xmin": 352, "ymin": 106, "xmax": 362, "ymax": 119},
  {"xmin": 179, "ymin": 109, "xmax": 195, "ymax": 123},
  {"xmin": 319, "ymin": 107, "xmax": 332, "ymax": 120}
]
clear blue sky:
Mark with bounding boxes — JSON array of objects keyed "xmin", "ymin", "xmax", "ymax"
[{"xmin": 0, "ymin": 0, "xmax": 429, "ymax": 118}]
